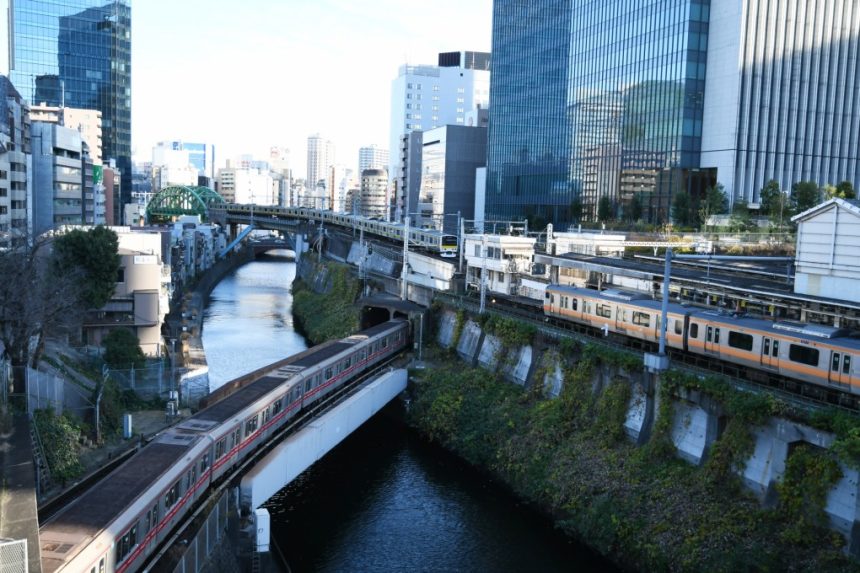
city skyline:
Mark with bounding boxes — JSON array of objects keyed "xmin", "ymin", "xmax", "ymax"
[{"xmin": 131, "ymin": 0, "xmax": 492, "ymax": 179}]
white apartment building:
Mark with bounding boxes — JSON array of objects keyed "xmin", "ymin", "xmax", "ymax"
[
  {"xmin": 31, "ymin": 104, "xmax": 102, "ymax": 165},
  {"xmin": 0, "ymin": 77, "xmax": 29, "ymax": 247},
  {"xmin": 463, "ymin": 233, "xmax": 536, "ymax": 296},
  {"xmin": 217, "ymin": 167, "xmax": 277, "ymax": 205},
  {"xmin": 307, "ymin": 134, "xmax": 335, "ymax": 190},
  {"xmin": 389, "ymin": 51, "xmax": 490, "ymax": 180},
  {"xmin": 151, "ymin": 142, "xmax": 199, "ymax": 190}
]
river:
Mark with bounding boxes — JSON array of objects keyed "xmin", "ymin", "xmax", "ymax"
[{"xmin": 201, "ymin": 253, "xmax": 614, "ymax": 572}]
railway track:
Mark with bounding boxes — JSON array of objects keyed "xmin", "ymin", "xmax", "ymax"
[{"xmin": 437, "ymin": 291, "xmax": 860, "ymax": 413}]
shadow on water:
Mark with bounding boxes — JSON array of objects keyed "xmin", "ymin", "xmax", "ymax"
[{"xmin": 266, "ymin": 411, "xmax": 617, "ymax": 573}]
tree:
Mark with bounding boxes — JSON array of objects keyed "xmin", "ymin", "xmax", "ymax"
[
  {"xmin": 729, "ymin": 201, "xmax": 757, "ymax": 232},
  {"xmin": 791, "ymin": 181, "xmax": 820, "ymax": 214},
  {"xmin": 671, "ymin": 191, "xmax": 693, "ymax": 227},
  {"xmin": 698, "ymin": 183, "xmax": 728, "ymax": 228},
  {"xmin": 760, "ymin": 179, "xmax": 792, "ymax": 228},
  {"xmin": 569, "ymin": 199, "xmax": 583, "ymax": 223},
  {"xmin": 627, "ymin": 194, "xmax": 643, "ymax": 222},
  {"xmin": 103, "ymin": 328, "xmax": 146, "ymax": 370},
  {"xmin": 0, "ymin": 243, "xmax": 86, "ymax": 394},
  {"xmin": 52, "ymin": 226, "xmax": 121, "ymax": 309},
  {"xmin": 826, "ymin": 181, "xmax": 857, "ymax": 200},
  {"xmin": 597, "ymin": 196, "xmax": 614, "ymax": 223}
]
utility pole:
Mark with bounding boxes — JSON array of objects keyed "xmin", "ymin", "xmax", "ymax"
[
  {"xmin": 401, "ymin": 216, "xmax": 410, "ymax": 300},
  {"xmin": 479, "ymin": 235, "xmax": 487, "ymax": 314}
]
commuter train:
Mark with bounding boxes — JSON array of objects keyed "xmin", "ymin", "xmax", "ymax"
[
  {"xmin": 544, "ymin": 285, "xmax": 860, "ymax": 394},
  {"xmin": 224, "ymin": 204, "xmax": 459, "ymax": 258},
  {"xmin": 39, "ymin": 320, "xmax": 409, "ymax": 573}
]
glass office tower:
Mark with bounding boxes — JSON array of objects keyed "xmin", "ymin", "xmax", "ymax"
[
  {"xmin": 486, "ymin": 0, "xmax": 714, "ymax": 225},
  {"xmin": 9, "ymin": 0, "xmax": 132, "ymax": 208}
]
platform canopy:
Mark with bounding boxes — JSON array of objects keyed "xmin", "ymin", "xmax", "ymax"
[{"xmin": 145, "ymin": 186, "xmax": 225, "ymax": 222}]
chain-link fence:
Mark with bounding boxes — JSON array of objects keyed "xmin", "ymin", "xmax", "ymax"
[
  {"xmin": 108, "ymin": 361, "xmax": 170, "ymax": 400},
  {"xmin": 25, "ymin": 368, "xmax": 92, "ymax": 418},
  {"xmin": 171, "ymin": 492, "xmax": 229, "ymax": 573},
  {"xmin": 0, "ymin": 538, "xmax": 28, "ymax": 573}
]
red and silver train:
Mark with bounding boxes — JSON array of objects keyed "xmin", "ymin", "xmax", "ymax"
[
  {"xmin": 544, "ymin": 285, "xmax": 860, "ymax": 393},
  {"xmin": 39, "ymin": 320, "xmax": 409, "ymax": 573}
]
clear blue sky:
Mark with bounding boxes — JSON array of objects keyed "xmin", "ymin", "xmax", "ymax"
[{"xmin": 132, "ymin": 0, "xmax": 492, "ymax": 177}]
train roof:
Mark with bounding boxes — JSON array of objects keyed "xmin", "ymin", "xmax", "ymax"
[{"xmin": 40, "ymin": 441, "xmax": 194, "ymax": 572}]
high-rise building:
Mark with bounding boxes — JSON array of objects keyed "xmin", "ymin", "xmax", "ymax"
[
  {"xmin": 395, "ymin": 131, "xmax": 423, "ymax": 223},
  {"xmin": 306, "ymin": 134, "xmax": 335, "ymax": 191},
  {"xmin": 389, "ymin": 51, "xmax": 490, "ymax": 183},
  {"xmin": 358, "ymin": 145, "xmax": 389, "ymax": 176},
  {"xmin": 151, "ymin": 142, "xmax": 200, "ymax": 190},
  {"xmin": 3, "ymin": 0, "xmax": 132, "ymax": 208},
  {"xmin": 153, "ymin": 141, "xmax": 215, "ymax": 181},
  {"xmin": 486, "ymin": 0, "xmax": 860, "ymax": 225},
  {"xmin": 0, "ymin": 76, "xmax": 30, "ymax": 247}
]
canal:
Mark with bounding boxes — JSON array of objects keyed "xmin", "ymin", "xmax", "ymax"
[{"xmin": 202, "ymin": 252, "xmax": 614, "ymax": 572}]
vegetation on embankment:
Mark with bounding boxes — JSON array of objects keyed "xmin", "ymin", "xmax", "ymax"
[
  {"xmin": 407, "ymin": 354, "xmax": 860, "ymax": 572},
  {"xmin": 291, "ymin": 260, "xmax": 361, "ymax": 345}
]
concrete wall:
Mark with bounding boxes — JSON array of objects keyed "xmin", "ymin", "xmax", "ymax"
[{"xmin": 434, "ymin": 308, "xmax": 860, "ymax": 554}]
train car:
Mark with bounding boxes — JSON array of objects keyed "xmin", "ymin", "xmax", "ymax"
[
  {"xmin": 40, "ymin": 320, "xmax": 409, "ymax": 573},
  {"xmin": 544, "ymin": 284, "xmax": 860, "ymax": 395},
  {"xmin": 686, "ymin": 312, "xmax": 860, "ymax": 392},
  {"xmin": 544, "ymin": 285, "xmax": 690, "ymax": 348}
]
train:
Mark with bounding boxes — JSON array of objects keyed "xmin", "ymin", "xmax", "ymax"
[
  {"xmin": 544, "ymin": 285, "xmax": 860, "ymax": 393},
  {"xmin": 223, "ymin": 204, "xmax": 459, "ymax": 258},
  {"xmin": 39, "ymin": 320, "xmax": 410, "ymax": 573}
]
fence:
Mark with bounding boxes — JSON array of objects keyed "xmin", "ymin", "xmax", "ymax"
[
  {"xmin": 25, "ymin": 368, "xmax": 93, "ymax": 418},
  {"xmin": 0, "ymin": 538, "xmax": 28, "ymax": 573},
  {"xmin": 109, "ymin": 362, "xmax": 170, "ymax": 400},
  {"xmin": 171, "ymin": 492, "xmax": 230, "ymax": 573}
]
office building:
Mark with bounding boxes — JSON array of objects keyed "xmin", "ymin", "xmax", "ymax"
[
  {"xmin": 31, "ymin": 121, "xmax": 95, "ymax": 235},
  {"xmin": 486, "ymin": 0, "xmax": 860, "ymax": 225},
  {"xmin": 30, "ymin": 104, "xmax": 103, "ymax": 165},
  {"xmin": 152, "ymin": 142, "xmax": 199, "ymax": 190},
  {"xmin": 0, "ymin": 77, "xmax": 30, "ymax": 247},
  {"xmin": 358, "ymin": 145, "xmax": 389, "ymax": 175},
  {"xmin": 4, "ymin": 0, "xmax": 132, "ymax": 209},
  {"xmin": 216, "ymin": 166, "xmax": 277, "ymax": 205},
  {"xmin": 360, "ymin": 168, "xmax": 388, "ymax": 219},
  {"xmin": 389, "ymin": 51, "xmax": 490, "ymax": 181},
  {"xmin": 395, "ymin": 131, "xmax": 423, "ymax": 223},
  {"xmin": 419, "ymin": 125, "xmax": 487, "ymax": 233},
  {"xmin": 153, "ymin": 141, "xmax": 215, "ymax": 181},
  {"xmin": 307, "ymin": 134, "xmax": 335, "ymax": 191}
]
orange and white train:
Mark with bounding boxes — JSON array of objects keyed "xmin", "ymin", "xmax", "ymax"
[{"xmin": 544, "ymin": 285, "xmax": 860, "ymax": 393}]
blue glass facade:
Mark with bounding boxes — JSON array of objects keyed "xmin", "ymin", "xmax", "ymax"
[
  {"xmin": 486, "ymin": 0, "xmax": 715, "ymax": 225},
  {"xmin": 10, "ymin": 0, "xmax": 132, "ymax": 207}
]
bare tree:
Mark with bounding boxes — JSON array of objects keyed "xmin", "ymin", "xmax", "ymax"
[{"xmin": 0, "ymin": 241, "xmax": 85, "ymax": 395}]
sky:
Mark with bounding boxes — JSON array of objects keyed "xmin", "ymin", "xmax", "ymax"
[{"xmin": 132, "ymin": 0, "xmax": 493, "ymax": 179}]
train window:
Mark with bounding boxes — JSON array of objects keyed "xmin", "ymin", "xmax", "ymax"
[
  {"xmin": 833, "ymin": 353, "xmax": 841, "ymax": 371},
  {"xmin": 596, "ymin": 304, "xmax": 612, "ymax": 319},
  {"xmin": 763, "ymin": 339, "xmax": 770, "ymax": 354},
  {"xmin": 728, "ymin": 331, "xmax": 753, "ymax": 351},
  {"xmin": 99, "ymin": 558, "xmax": 105, "ymax": 573},
  {"xmin": 345, "ymin": 356, "xmax": 352, "ymax": 368},
  {"xmin": 200, "ymin": 453, "xmax": 210, "ymax": 473},
  {"xmin": 706, "ymin": 326, "xmax": 713, "ymax": 342},
  {"xmin": 304, "ymin": 379, "xmax": 312, "ymax": 393},
  {"xmin": 382, "ymin": 337, "xmax": 389, "ymax": 348},
  {"xmin": 164, "ymin": 481, "xmax": 180, "ymax": 509},
  {"xmin": 216, "ymin": 438, "xmax": 226, "ymax": 459},
  {"xmin": 115, "ymin": 524, "xmax": 138, "ymax": 566},
  {"xmin": 262, "ymin": 407, "xmax": 271, "ymax": 424},
  {"xmin": 632, "ymin": 312, "xmax": 650, "ymax": 327},
  {"xmin": 674, "ymin": 320, "xmax": 683, "ymax": 335},
  {"xmin": 844, "ymin": 356, "xmax": 852, "ymax": 374},
  {"xmin": 273, "ymin": 398, "xmax": 283, "ymax": 415},
  {"xmin": 714, "ymin": 328, "xmax": 721, "ymax": 343},
  {"xmin": 571, "ymin": 298, "xmax": 578, "ymax": 311},
  {"xmin": 789, "ymin": 344, "xmax": 819, "ymax": 366},
  {"xmin": 585, "ymin": 302, "xmax": 592, "ymax": 314},
  {"xmin": 772, "ymin": 340, "xmax": 779, "ymax": 356},
  {"xmin": 245, "ymin": 415, "xmax": 259, "ymax": 437},
  {"xmin": 690, "ymin": 323, "xmax": 699, "ymax": 338}
]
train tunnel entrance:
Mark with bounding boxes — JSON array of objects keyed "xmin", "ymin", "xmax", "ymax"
[{"xmin": 358, "ymin": 295, "xmax": 425, "ymax": 329}]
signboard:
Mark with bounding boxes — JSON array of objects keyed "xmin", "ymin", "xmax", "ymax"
[{"xmin": 134, "ymin": 255, "xmax": 157, "ymax": 265}]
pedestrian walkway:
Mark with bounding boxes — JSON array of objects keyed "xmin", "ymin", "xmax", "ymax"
[{"xmin": 0, "ymin": 414, "xmax": 42, "ymax": 573}]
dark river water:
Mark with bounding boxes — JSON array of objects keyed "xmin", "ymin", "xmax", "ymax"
[{"xmin": 201, "ymin": 252, "xmax": 614, "ymax": 572}]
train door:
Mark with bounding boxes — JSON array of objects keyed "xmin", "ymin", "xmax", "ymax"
[
  {"xmin": 761, "ymin": 337, "xmax": 780, "ymax": 369},
  {"xmin": 829, "ymin": 352, "xmax": 853, "ymax": 387},
  {"xmin": 704, "ymin": 325, "xmax": 721, "ymax": 355}
]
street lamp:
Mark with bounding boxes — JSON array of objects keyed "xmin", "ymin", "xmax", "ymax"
[{"xmin": 169, "ymin": 338, "xmax": 176, "ymax": 396}]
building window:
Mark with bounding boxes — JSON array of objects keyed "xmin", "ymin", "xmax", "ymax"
[{"xmin": 117, "ymin": 268, "xmax": 125, "ymax": 282}]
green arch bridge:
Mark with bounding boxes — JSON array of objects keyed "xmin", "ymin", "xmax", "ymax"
[{"xmin": 145, "ymin": 186, "xmax": 226, "ymax": 222}]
